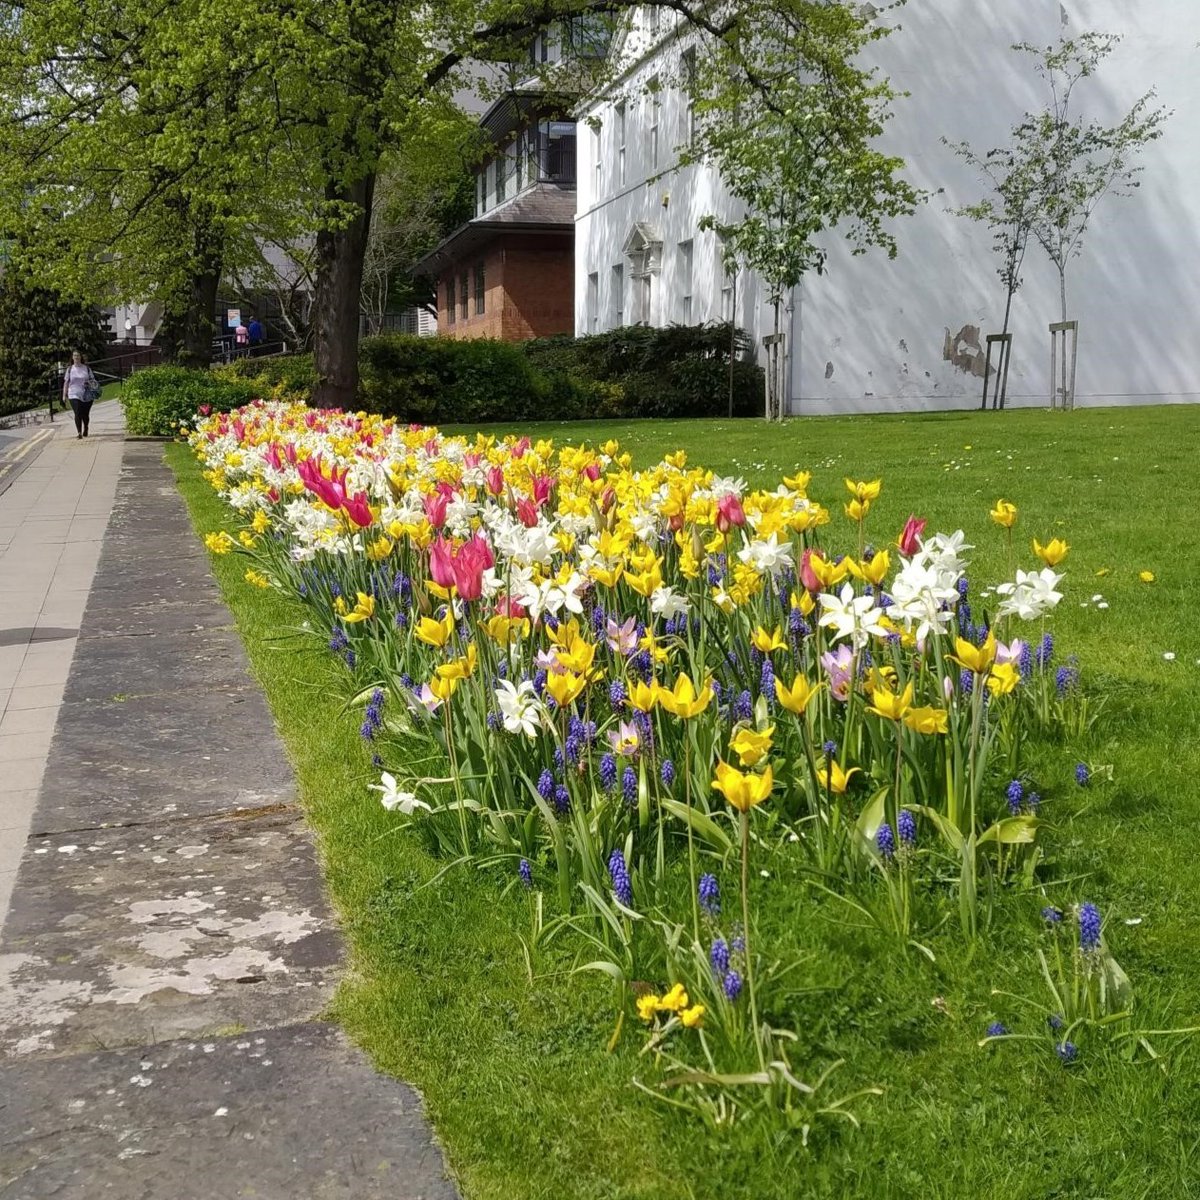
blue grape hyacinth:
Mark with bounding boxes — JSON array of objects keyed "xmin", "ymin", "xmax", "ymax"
[
  {"xmin": 698, "ymin": 873, "xmax": 720, "ymax": 917},
  {"xmin": 608, "ymin": 849, "xmax": 633, "ymax": 908}
]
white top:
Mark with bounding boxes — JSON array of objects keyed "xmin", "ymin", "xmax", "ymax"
[{"xmin": 64, "ymin": 364, "xmax": 94, "ymax": 400}]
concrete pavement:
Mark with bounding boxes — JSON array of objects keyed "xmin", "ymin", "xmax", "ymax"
[{"xmin": 0, "ymin": 401, "xmax": 125, "ymax": 928}]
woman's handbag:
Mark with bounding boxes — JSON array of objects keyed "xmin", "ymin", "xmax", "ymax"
[{"xmin": 83, "ymin": 370, "xmax": 100, "ymax": 403}]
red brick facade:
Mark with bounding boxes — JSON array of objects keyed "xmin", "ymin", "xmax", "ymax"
[{"xmin": 436, "ymin": 234, "xmax": 574, "ymax": 342}]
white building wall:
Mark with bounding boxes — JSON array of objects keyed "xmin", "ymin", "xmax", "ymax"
[{"xmin": 576, "ymin": 1, "xmax": 1200, "ymax": 414}]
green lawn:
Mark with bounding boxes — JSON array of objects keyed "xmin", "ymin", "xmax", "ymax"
[{"xmin": 169, "ymin": 403, "xmax": 1200, "ymax": 1199}]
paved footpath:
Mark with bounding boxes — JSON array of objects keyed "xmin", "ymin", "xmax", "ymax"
[{"xmin": 0, "ymin": 411, "xmax": 456, "ymax": 1198}]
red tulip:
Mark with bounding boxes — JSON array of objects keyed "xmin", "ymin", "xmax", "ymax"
[
  {"xmin": 343, "ymin": 491, "xmax": 374, "ymax": 528},
  {"xmin": 898, "ymin": 515, "xmax": 926, "ymax": 556},
  {"xmin": 531, "ymin": 474, "xmax": 554, "ymax": 506},
  {"xmin": 582, "ymin": 462, "xmax": 601, "ymax": 482}
]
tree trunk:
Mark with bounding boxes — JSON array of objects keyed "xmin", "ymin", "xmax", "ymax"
[
  {"xmin": 313, "ymin": 172, "xmax": 376, "ymax": 409},
  {"xmin": 158, "ymin": 217, "xmax": 222, "ymax": 368}
]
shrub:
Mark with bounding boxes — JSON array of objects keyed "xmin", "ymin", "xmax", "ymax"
[
  {"xmin": 356, "ymin": 324, "xmax": 763, "ymax": 425},
  {"xmin": 121, "ymin": 366, "xmax": 257, "ymax": 436},
  {"xmin": 359, "ymin": 335, "xmax": 555, "ymax": 423},
  {"xmin": 523, "ymin": 323, "xmax": 763, "ymax": 419},
  {"xmin": 217, "ymin": 353, "xmax": 318, "ymax": 404}
]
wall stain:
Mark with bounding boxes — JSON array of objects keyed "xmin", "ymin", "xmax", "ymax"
[
  {"xmin": 942, "ymin": 325, "xmax": 987, "ymax": 378},
  {"xmin": 825, "ymin": 361, "xmax": 834, "ymax": 379}
]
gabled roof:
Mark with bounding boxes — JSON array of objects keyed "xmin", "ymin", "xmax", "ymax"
[{"xmin": 412, "ymin": 183, "xmax": 576, "ymax": 276}]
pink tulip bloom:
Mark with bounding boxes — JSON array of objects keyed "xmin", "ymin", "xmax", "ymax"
[
  {"xmin": 605, "ymin": 616, "xmax": 639, "ymax": 656},
  {"xmin": 898, "ymin": 515, "xmax": 927, "ymax": 556},
  {"xmin": 799, "ymin": 548, "xmax": 822, "ymax": 594},
  {"xmin": 512, "ymin": 437, "xmax": 531, "ymax": 458},
  {"xmin": 531, "ymin": 474, "xmax": 554, "ymax": 506},
  {"xmin": 820, "ymin": 645, "xmax": 855, "ymax": 702},
  {"xmin": 582, "ymin": 462, "xmax": 601, "ymax": 482},
  {"xmin": 428, "ymin": 537, "xmax": 456, "ymax": 589},
  {"xmin": 342, "ymin": 491, "xmax": 374, "ymax": 529},
  {"xmin": 995, "ymin": 638, "xmax": 1027, "ymax": 667},
  {"xmin": 515, "ymin": 498, "xmax": 540, "ymax": 528},
  {"xmin": 485, "ymin": 466, "xmax": 505, "ymax": 496},
  {"xmin": 715, "ymin": 493, "xmax": 746, "ymax": 533},
  {"xmin": 423, "ymin": 492, "xmax": 448, "ymax": 528}
]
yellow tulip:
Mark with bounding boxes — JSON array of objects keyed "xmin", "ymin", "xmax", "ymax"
[
  {"xmin": 844, "ymin": 477, "xmax": 882, "ymax": 503},
  {"xmin": 844, "ymin": 498, "xmax": 871, "ymax": 522},
  {"xmin": 847, "ymin": 549, "xmax": 890, "ymax": 586},
  {"xmin": 343, "ymin": 592, "xmax": 375, "ymax": 623},
  {"xmin": 774, "ymin": 673, "xmax": 825, "ymax": 716},
  {"xmin": 987, "ymin": 662, "xmax": 1020, "ymax": 696},
  {"xmin": 990, "ymin": 500, "xmax": 1018, "ymax": 529},
  {"xmin": 435, "ymin": 642, "xmax": 478, "ymax": 681},
  {"xmin": 729, "ymin": 724, "xmax": 775, "ymax": 767},
  {"xmin": 817, "ymin": 757, "xmax": 861, "ymax": 795},
  {"xmin": 711, "ymin": 760, "xmax": 774, "ymax": 813},
  {"xmin": 555, "ymin": 638, "xmax": 597, "ymax": 675},
  {"xmin": 751, "ymin": 625, "xmax": 787, "ymax": 654},
  {"xmin": 428, "ymin": 673, "xmax": 459, "ymax": 703},
  {"xmin": 790, "ymin": 588, "xmax": 815, "ymax": 617},
  {"xmin": 365, "ymin": 536, "xmax": 394, "ymax": 562},
  {"xmin": 865, "ymin": 665, "xmax": 898, "ymax": 694},
  {"xmin": 545, "ymin": 670, "xmax": 587, "ymax": 708},
  {"xmin": 414, "ymin": 610, "xmax": 455, "ymax": 648},
  {"xmin": 589, "ymin": 562, "xmax": 624, "ymax": 589},
  {"xmin": 806, "ymin": 551, "xmax": 850, "ymax": 589},
  {"xmin": 628, "ymin": 679, "xmax": 661, "ymax": 712},
  {"xmin": 866, "ymin": 682, "xmax": 914, "ymax": 721},
  {"xmin": 658, "ymin": 673, "xmax": 714, "ymax": 719},
  {"xmin": 783, "ymin": 470, "xmax": 812, "ymax": 495},
  {"xmin": 1033, "ymin": 537, "xmax": 1069, "ymax": 567},
  {"xmin": 903, "ymin": 706, "xmax": 949, "ymax": 735},
  {"xmin": 948, "ymin": 631, "xmax": 996, "ymax": 674}
]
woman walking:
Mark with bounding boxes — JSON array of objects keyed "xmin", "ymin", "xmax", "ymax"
[{"xmin": 62, "ymin": 351, "xmax": 98, "ymax": 439}]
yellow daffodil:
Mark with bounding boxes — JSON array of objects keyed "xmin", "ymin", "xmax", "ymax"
[
  {"xmin": 658, "ymin": 673, "xmax": 714, "ymax": 719},
  {"xmin": 817, "ymin": 758, "xmax": 861, "ymax": 795},
  {"xmin": 251, "ymin": 509, "xmax": 271, "ymax": 533},
  {"xmin": 774, "ymin": 673, "xmax": 824, "ymax": 716},
  {"xmin": 1033, "ymin": 537, "xmax": 1069, "ymax": 567},
  {"xmin": 729, "ymin": 724, "xmax": 775, "ymax": 767},
  {"xmin": 589, "ymin": 562, "xmax": 624, "ymax": 589},
  {"xmin": 365, "ymin": 536, "xmax": 394, "ymax": 562},
  {"xmin": 244, "ymin": 569, "xmax": 271, "ymax": 589},
  {"xmin": 751, "ymin": 625, "xmax": 787, "ymax": 654},
  {"xmin": 657, "ymin": 983, "xmax": 689, "ymax": 1014},
  {"xmin": 555, "ymin": 638, "xmax": 597, "ymax": 675},
  {"xmin": 1139, "ymin": 570, "xmax": 1155, "ymax": 583},
  {"xmin": 545, "ymin": 670, "xmax": 588, "ymax": 708},
  {"xmin": 638, "ymin": 629, "xmax": 670, "ymax": 665},
  {"xmin": 904, "ymin": 706, "xmax": 949, "ymax": 735},
  {"xmin": 866, "ymin": 682, "xmax": 914, "ymax": 721},
  {"xmin": 711, "ymin": 760, "xmax": 774, "ymax": 813},
  {"xmin": 484, "ymin": 614, "xmax": 529, "ymax": 645},
  {"xmin": 414, "ymin": 610, "xmax": 455, "ymax": 648},
  {"xmin": 343, "ymin": 592, "xmax": 375, "ymax": 623},
  {"xmin": 636, "ymin": 993, "xmax": 660, "ymax": 1022},
  {"xmin": 844, "ymin": 477, "xmax": 882, "ymax": 504},
  {"xmin": 238, "ymin": 530, "xmax": 257, "ymax": 549},
  {"xmin": 680, "ymin": 1004, "xmax": 705, "ymax": 1029},
  {"xmin": 987, "ymin": 662, "xmax": 1020, "ymax": 696},
  {"xmin": 204, "ymin": 531, "xmax": 235, "ymax": 555},
  {"xmin": 990, "ymin": 500, "xmax": 1018, "ymax": 529},
  {"xmin": 948, "ymin": 631, "xmax": 996, "ymax": 674},
  {"xmin": 628, "ymin": 679, "xmax": 660, "ymax": 712}
]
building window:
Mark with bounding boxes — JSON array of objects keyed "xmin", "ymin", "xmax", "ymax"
[
  {"xmin": 475, "ymin": 261, "xmax": 486, "ymax": 315},
  {"xmin": 476, "ymin": 173, "xmax": 485, "ymax": 217},
  {"xmin": 496, "ymin": 151, "xmax": 507, "ymax": 203},
  {"xmin": 615, "ymin": 102, "xmax": 626, "ymax": 187},
  {"xmin": 514, "ymin": 139, "xmax": 524, "ymax": 193},
  {"xmin": 593, "ymin": 123, "xmax": 602, "ymax": 195},
  {"xmin": 447, "ymin": 277, "xmax": 456, "ymax": 326},
  {"xmin": 646, "ymin": 6, "xmax": 660, "ymax": 39},
  {"xmin": 719, "ymin": 233, "xmax": 736, "ymax": 320},
  {"xmin": 612, "ymin": 263, "xmax": 624, "ymax": 326},
  {"xmin": 637, "ymin": 274, "xmax": 652, "ymax": 325},
  {"xmin": 682, "ymin": 47, "xmax": 697, "ymax": 146},
  {"xmin": 648, "ymin": 80, "xmax": 660, "ymax": 170},
  {"xmin": 587, "ymin": 272, "xmax": 599, "ymax": 334},
  {"xmin": 677, "ymin": 239, "xmax": 693, "ymax": 323},
  {"xmin": 460, "ymin": 272, "xmax": 469, "ymax": 321}
]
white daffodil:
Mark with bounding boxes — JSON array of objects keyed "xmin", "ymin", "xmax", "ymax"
[
  {"xmin": 887, "ymin": 559, "xmax": 959, "ymax": 643},
  {"xmin": 495, "ymin": 680, "xmax": 544, "ymax": 739},
  {"xmin": 817, "ymin": 583, "xmax": 889, "ymax": 649},
  {"xmin": 650, "ymin": 585, "xmax": 690, "ymax": 619},
  {"xmin": 995, "ymin": 568, "xmax": 1063, "ymax": 621},
  {"xmin": 736, "ymin": 532, "xmax": 791, "ymax": 577},
  {"xmin": 370, "ymin": 772, "xmax": 431, "ymax": 815}
]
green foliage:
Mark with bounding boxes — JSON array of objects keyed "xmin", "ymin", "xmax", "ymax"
[
  {"xmin": 120, "ymin": 366, "xmax": 256, "ymax": 436},
  {"xmin": 0, "ymin": 273, "xmax": 109, "ymax": 415},
  {"xmin": 523, "ymin": 323, "xmax": 763, "ymax": 419},
  {"xmin": 358, "ymin": 326, "xmax": 764, "ymax": 423},
  {"xmin": 216, "ymin": 354, "xmax": 319, "ymax": 404}
]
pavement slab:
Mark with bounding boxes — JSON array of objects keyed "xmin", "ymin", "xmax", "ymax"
[{"xmin": 0, "ymin": 1022, "xmax": 458, "ymax": 1200}]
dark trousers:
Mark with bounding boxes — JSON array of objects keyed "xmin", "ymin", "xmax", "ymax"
[{"xmin": 69, "ymin": 398, "xmax": 93, "ymax": 435}]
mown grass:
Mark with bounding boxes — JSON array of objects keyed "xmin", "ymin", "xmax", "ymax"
[{"xmin": 168, "ymin": 402, "xmax": 1200, "ymax": 1199}]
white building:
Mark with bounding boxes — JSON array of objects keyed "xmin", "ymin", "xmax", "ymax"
[{"xmin": 575, "ymin": 2, "xmax": 1200, "ymax": 414}]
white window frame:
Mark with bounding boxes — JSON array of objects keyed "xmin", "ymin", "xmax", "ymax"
[
  {"xmin": 615, "ymin": 101, "xmax": 626, "ymax": 188},
  {"xmin": 682, "ymin": 47, "xmax": 697, "ymax": 147},
  {"xmin": 612, "ymin": 263, "xmax": 624, "ymax": 327},
  {"xmin": 648, "ymin": 80, "xmax": 660, "ymax": 170},
  {"xmin": 677, "ymin": 239, "xmax": 693, "ymax": 324},
  {"xmin": 587, "ymin": 271, "xmax": 599, "ymax": 334}
]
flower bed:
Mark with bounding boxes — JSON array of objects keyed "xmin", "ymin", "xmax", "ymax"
[{"xmin": 190, "ymin": 399, "xmax": 1147, "ymax": 1129}]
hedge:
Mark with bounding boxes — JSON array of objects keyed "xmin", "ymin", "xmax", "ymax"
[
  {"xmin": 120, "ymin": 366, "xmax": 258, "ymax": 436},
  {"xmin": 216, "ymin": 353, "xmax": 319, "ymax": 403}
]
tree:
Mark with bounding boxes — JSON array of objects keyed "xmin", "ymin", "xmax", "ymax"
[
  {"xmin": 1010, "ymin": 34, "xmax": 1166, "ymax": 327},
  {"xmin": 679, "ymin": 3, "xmax": 919, "ymax": 419},
  {"xmin": 0, "ymin": 271, "xmax": 109, "ymax": 414}
]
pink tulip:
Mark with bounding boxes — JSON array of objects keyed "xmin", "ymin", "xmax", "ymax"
[
  {"xmin": 485, "ymin": 466, "xmax": 505, "ymax": 496},
  {"xmin": 799, "ymin": 548, "xmax": 822, "ymax": 593},
  {"xmin": 463, "ymin": 451, "xmax": 483, "ymax": 470},
  {"xmin": 423, "ymin": 492, "xmax": 448, "ymax": 528},
  {"xmin": 531, "ymin": 474, "xmax": 554, "ymax": 506},
  {"xmin": 512, "ymin": 437, "xmax": 531, "ymax": 458},
  {"xmin": 516, "ymin": 498, "xmax": 540, "ymax": 527},
  {"xmin": 495, "ymin": 594, "xmax": 527, "ymax": 619},
  {"xmin": 582, "ymin": 462, "xmax": 601, "ymax": 482},
  {"xmin": 428, "ymin": 537, "xmax": 456, "ymax": 589},
  {"xmin": 898, "ymin": 515, "xmax": 926, "ymax": 556},
  {"xmin": 342, "ymin": 491, "xmax": 374, "ymax": 528},
  {"xmin": 715, "ymin": 493, "xmax": 746, "ymax": 533}
]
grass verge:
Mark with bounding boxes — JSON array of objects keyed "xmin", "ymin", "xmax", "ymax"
[{"xmin": 168, "ymin": 403, "xmax": 1200, "ymax": 1198}]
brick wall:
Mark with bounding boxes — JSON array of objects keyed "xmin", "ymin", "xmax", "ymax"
[{"xmin": 435, "ymin": 234, "xmax": 573, "ymax": 342}]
